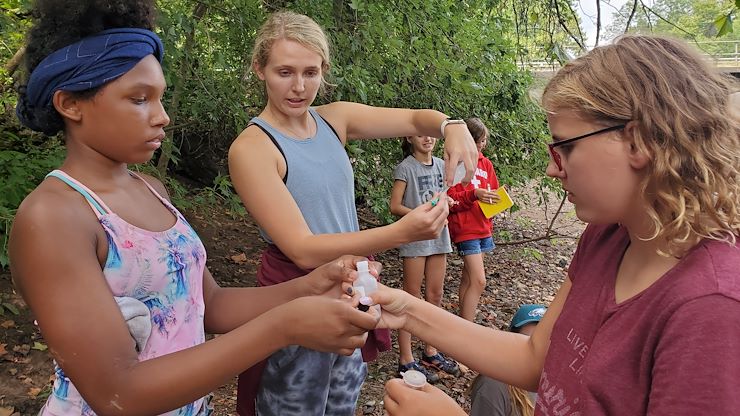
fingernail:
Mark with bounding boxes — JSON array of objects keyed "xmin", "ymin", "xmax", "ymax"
[{"xmin": 359, "ymin": 296, "xmax": 372, "ymax": 306}]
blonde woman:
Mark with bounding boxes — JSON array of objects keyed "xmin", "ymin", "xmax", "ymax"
[
  {"xmin": 369, "ymin": 34, "xmax": 740, "ymax": 415},
  {"xmin": 228, "ymin": 10, "xmax": 478, "ymax": 416}
]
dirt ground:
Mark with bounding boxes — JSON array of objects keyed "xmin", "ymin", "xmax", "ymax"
[{"xmin": 0, "ymin": 185, "xmax": 583, "ymax": 415}]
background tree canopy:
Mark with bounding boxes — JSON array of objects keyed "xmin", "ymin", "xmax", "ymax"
[
  {"xmin": 0, "ymin": 0, "xmax": 552, "ymax": 267},
  {"xmin": 150, "ymin": 0, "xmax": 551, "ymax": 220},
  {"xmin": 3, "ymin": 0, "xmax": 737, "ymax": 267}
]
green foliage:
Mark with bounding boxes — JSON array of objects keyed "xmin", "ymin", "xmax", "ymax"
[
  {"xmin": 0, "ymin": 131, "xmax": 65, "ymax": 268},
  {"xmin": 605, "ymin": 0, "xmax": 740, "ymax": 45},
  {"xmin": 129, "ymin": 164, "xmax": 244, "ymax": 217},
  {"xmin": 190, "ymin": 174, "xmax": 247, "ymax": 219},
  {"xmin": 155, "ymin": 0, "xmax": 262, "ymax": 165},
  {"xmin": 714, "ymin": 11, "xmax": 734, "ymax": 37},
  {"xmin": 283, "ymin": 0, "xmax": 550, "ymax": 222},
  {"xmin": 711, "ymin": 0, "xmax": 740, "ymax": 38},
  {"xmin": 0, "ymin": 0, "xmax": 552, "ymax": 266},
  {"xmin": 0, "ymin": 302, "xmax": 20, "ymax": 316},
  {"xmin": 0, "ymin": 292, "xmax": 20, "ymax": 315},
  {"xmin": 493, "ymin": 228, "xmax": 513, "ymax": 243},
  {"xmin": 577, "ymin": 0, "xmax": 740, "ymax": 99},
  {"xmin": 0, "ymin": 0, "xmax": 31, "ymax": 50},
  {"xmin": 519, "ymin": 246, "xmax": 544, "ymax": 261},
  {"xmin": 515, "ymin": 216, "xmax": 534, "ymax": 229},
  {"xmin": 31, "ymin": 341, "xmax": 47, "ymax": 351},
  {"xmin": 152, "ymin": 0, "xmax": 551, "ymax": 224},
  {"xmin": 496, "ymin": 0, "xmax": 587, "ymax": 59}
]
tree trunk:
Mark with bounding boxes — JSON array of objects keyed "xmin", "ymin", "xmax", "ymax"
[{"xmin": 4, "ymin": 46, "xmax": 26, "ymax": 79}]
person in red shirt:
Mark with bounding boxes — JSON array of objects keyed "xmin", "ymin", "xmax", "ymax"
[
  {"xmin": 447, "ymin": 118, "xmax": 501, "ymax": 322},
  {"xmin": 367, "ymin": 35, "xmax": 740, "ymax": 416}
]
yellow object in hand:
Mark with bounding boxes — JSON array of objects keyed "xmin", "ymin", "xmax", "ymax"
[{"xmin": 478, "ymin": 187, "xmax": 514, "ymax": 218}]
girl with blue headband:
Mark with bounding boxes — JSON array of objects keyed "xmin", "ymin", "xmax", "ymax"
[{"xmin": 10, "ymin": 1, "xmax": 379, "ymax": 415}]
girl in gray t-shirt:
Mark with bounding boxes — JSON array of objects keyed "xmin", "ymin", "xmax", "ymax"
[{"xmin": 390, "ymin": 135, "xmax": 459, "ymax": 381}]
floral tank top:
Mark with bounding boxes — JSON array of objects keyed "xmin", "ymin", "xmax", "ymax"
[{"xmin": 40, "ymin": 170, "xmax": 211, "ymax": 416}]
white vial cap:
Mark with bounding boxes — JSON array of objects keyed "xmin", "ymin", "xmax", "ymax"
[
  {"xmin": 401, "ymin": 369, "xmax": 427, "ymax": 389},
  {"xmin": 357, "ymin": 261, "xmax": 369, "ymax": 273}
]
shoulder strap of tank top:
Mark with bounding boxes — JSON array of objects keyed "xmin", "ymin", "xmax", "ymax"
[
  {"xmin": 247, "ymin": 120, "xmax": 289, "ymax": 184},
  {"xmin": 126, "ymin": 171, "xmax": 178, "ymax": 212},
  {"xmin": 45, "ymin": 170, "xmax": 111, "ymax": 218},
  {"xmin": 309, "ymin": 108, "xmax": 342, "ymax": 144}
]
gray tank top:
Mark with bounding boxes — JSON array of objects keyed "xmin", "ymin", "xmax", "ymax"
[{"xmin": 249, "ymin": 108, "xmax": 360, "ymax": 245}]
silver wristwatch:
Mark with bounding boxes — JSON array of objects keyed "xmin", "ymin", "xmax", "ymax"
[{"xmin": 440, "ymin": 118, "xmax": 466, "ymax": 138}]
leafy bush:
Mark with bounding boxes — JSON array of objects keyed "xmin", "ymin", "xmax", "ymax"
[
  {"xmin": 0, "ymin": 130, "xmax": 65, "ymax": 268},
  {"xmin": 1, "ymin": 0, "xmax": 553, "ymax": 267},
  {"xmin": 292, "ymin": 0, "xmax": 551, "ymax": 222}
]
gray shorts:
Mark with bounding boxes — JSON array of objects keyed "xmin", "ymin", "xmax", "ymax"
[{"xmin": 256, "ymin": 346, "xmax": 366, "ymax": 416}]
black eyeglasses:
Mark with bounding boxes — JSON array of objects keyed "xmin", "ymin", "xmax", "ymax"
[{"xmin": 547, "ymin": 124, "xmax": 626, "ymax": 171}]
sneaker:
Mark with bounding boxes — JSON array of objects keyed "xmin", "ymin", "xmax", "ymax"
[
  {"xmin": 397, "ymin": 360, "xmax": 440, "ymax": 383},
  {"xmin": 421, "ymin": 352, "xmax": 461, "ymax": 377}
]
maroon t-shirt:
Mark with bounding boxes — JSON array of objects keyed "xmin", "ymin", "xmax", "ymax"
[{"xmin": 538, "ymin": 224, "xmax": 740, "ymax": 415}]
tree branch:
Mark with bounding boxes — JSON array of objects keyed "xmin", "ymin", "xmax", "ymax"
[
  {"xmin": 496, "ymin": 193, "xmax": 577, "ymax": 246},
  {"xmin": 624, "ymin": 0, "xmax": 639, "ymax": 33},
  {"xmin": 4, "ymin": 46, "xmax": 25, "ymax": 78},
  {"xmin": 564, "ymin": 1, "xmax": 587, "ymax": 49},
  {"xmin": 358, "ymin": 214, "xmax": 382, "ymax": 228},
  {"xmin": 639, "ymin": 0, "xmax": 697, "ymax": 40},
  {"xmin": 164, "ymin": 120, "xmax": 198, "ymax": 132},
  {"xmin": 595, "ymin": 0, "xmax": 601, "ymax": 46},
  {"xmin": 553, "ymin": 0, "xmax": 586, "ymax": 51},
  {"xmin": 495, "ymin": 231, "xmax": 579, "ymax": 246},
  {"xmin": 634, "ymin": 2, "xmax": 651, "ymax": 31},
  {"xmin": 511, "ymin": 0, "xmax": 523, "ymax": 65}
]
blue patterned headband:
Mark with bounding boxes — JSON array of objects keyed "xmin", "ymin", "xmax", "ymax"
[{"xmin": 16, "ymin": 27, "xmax": 164, "ymax": 133}]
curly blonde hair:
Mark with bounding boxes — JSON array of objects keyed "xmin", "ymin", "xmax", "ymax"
[
  {"xmin": 542, "ymin": 35, "xmax": 740, "ymax": 257},
  {"xmin": 251, "ymin": 11, "xmax": 331, "ymax": 93}
]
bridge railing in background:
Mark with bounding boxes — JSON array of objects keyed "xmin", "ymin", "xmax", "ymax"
[
  {"xmin": 517, "ymin": 60, "xmax": 561, "ymax": 72},
  {"xmin": 519, "ymin": 40, "xmax": 740, "ymax": 72},
  {"xmin": 693, "ymin": 40, "xmax": 740, "ymax": 68}
]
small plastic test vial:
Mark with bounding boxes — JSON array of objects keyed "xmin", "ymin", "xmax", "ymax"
[
  {"xmin": 353, "ymin": 261, "xmax": 377, "ymax": 312},
  {"xmin": 401, "ymin": 369, "xmax": 427, "ymax": 390}
]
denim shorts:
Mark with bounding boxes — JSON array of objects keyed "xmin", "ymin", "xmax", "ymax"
[{"xmin": 456, "ymin": 236, "xmax": 495, "ymax": 256}]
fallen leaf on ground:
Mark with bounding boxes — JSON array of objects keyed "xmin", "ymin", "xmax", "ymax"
[
  {"xmin": 0, "ymin": 406, "xmax": 14, "ymax": 416},
  {"xmin": 13, "ymin": 344, "xmax": 30, "ymax": 356},
  {"xmin": 230, "ymin": 253, "xmax": 247, "ymax": 264},
  {"xmin": 32, "ymin": 342, "xmax": 48, "ymax": 351},
  {"xmin": 28, "ymin": 387, "xmax": 42, "ymax": 398},
  {"xmin": 0, "ymin": 320, "xmax": 14, "ymax": 329}
]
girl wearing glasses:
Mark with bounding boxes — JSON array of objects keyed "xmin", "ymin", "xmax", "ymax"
[{"xmin": 368, "ymin": 34, "xmax": 740, "ymax": 415}]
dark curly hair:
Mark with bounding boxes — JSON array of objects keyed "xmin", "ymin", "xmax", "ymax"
[{"xmin": 18, "ymin": 0, "xmax": 157, "ymax": 135}]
